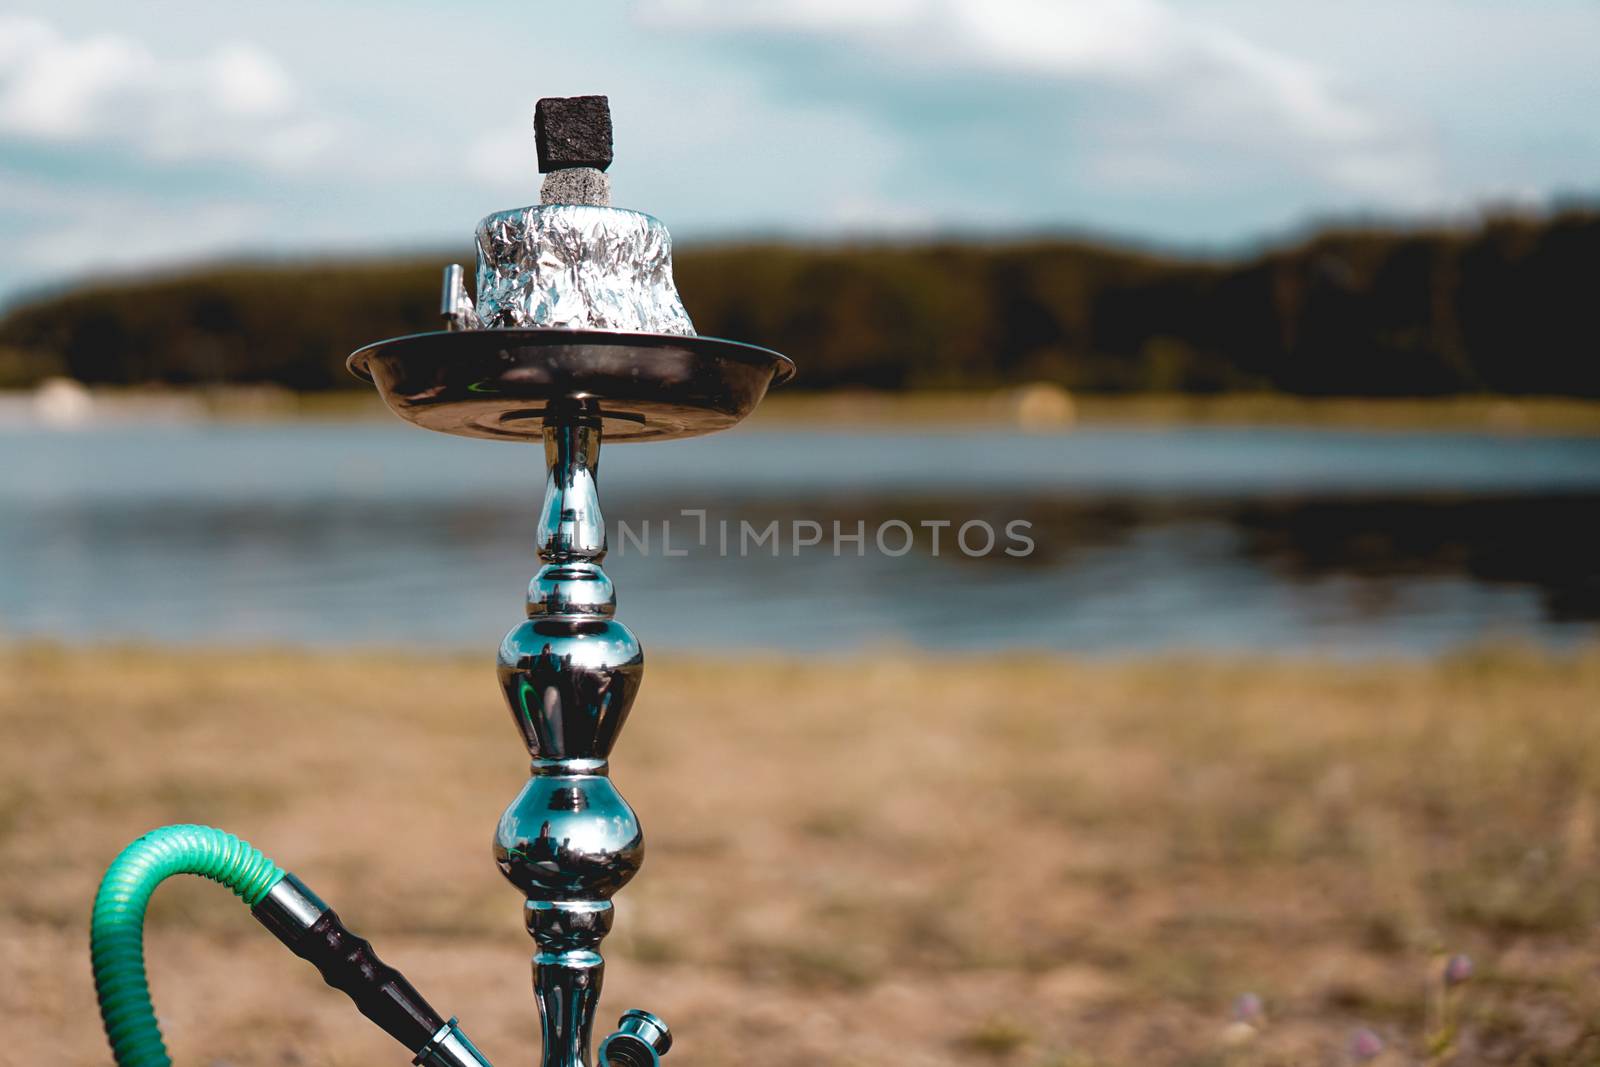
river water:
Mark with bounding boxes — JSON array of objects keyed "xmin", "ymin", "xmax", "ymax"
[{"xmin": 2, "ymin": 422, "xmax": 1596, "ymax": 655}]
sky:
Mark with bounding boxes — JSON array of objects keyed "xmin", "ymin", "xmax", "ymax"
[{"xmin": 0, "ymin": 0, "xmax": 1596, "ymax": 301}]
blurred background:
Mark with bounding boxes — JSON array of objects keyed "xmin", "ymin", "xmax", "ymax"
[
  {"xmin": 0, "ymin": 0, "xmax": 1597, "ymax": 654},
  {"xmin": 2, "ymin": 3, "xmax": 1599, "ymax": 1066}
]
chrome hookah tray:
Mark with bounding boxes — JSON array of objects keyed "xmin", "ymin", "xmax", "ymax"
[{"xmin": 348, "ymin": 329, "xmax": 796, "ymax": 443}]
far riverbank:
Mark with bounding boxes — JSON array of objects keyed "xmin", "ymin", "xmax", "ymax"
[{"xmin": 6, "ymin": 381, "xmax": 1600, "ymax": 434}]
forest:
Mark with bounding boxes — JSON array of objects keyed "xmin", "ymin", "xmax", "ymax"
[{"xmin": 1, "ymin": 207, "xmax": 1595, "ymax": 396}]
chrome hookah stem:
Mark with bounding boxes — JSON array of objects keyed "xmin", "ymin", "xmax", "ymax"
[
  {"xmin": 540, "ymin": 420, "xmax": 605, "ymax": 565},
  {"xmin": 495, "ymin": 414, "xmax": 648, "ymax": 1067}
]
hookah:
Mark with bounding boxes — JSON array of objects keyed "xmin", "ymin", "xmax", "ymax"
[{"xmin": 88, "ymin": 96, "xmax": 795, "ymax": 1067}]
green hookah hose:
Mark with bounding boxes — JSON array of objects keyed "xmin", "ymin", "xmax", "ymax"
[
  {"xmin": 90, "ymin": 824, "xmax": 499, "ymax": 1067},
  {"xmin": 90, "ymin": 825, "xmax": 285, "ymax": 1067}
]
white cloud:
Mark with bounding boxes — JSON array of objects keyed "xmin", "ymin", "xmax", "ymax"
[
  {"xmin": 0, "ymin": 18, "xmax": 146, "ymax": 138},
  {"xmin": 641, "ymin": 0, "xmax": 927, "ymax": 33},
  {"xmin": 0, "ymin": 169, "xmax": 264, "ymax": 280},
  {"xmin": 638, "ymin": 0, "xmax": 1439, "ymax": 205},
  {"xmin": 945, "ymin": 0, "xmax": 1186, "ymax": 80},
  {"xmin": 208, "ymin": 43, "xmax": 296, "ymax": 119},
  {"xmin": 0, "ymin": 15, "xmax": 332, "ymax": 170},
  {"xmin": 464, "ymin": 126, "xmax": 538, "ymax": 199}
]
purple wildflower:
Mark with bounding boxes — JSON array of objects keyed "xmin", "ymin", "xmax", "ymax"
[
  {"xmin": 1349, "ymin": 1027, "xmax": 1384, "ymax": 1062},
  {"xmin": 1443, "ymin": 953, "xmax": 1474, "ymax": 986}
]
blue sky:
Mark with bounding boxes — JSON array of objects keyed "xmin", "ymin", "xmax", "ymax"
[{"xmin": 0, "ymin": 0, "xmax": 1596, "ymax": 301}]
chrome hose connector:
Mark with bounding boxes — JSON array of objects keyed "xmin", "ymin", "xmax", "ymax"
[
  {"xmin": 416, "ymin": 1019, "xmax": 497, "ymax": 1067},
  {"xmin": 598, "ymin": 1010, "xmax": 672, "ymax": 1067}
]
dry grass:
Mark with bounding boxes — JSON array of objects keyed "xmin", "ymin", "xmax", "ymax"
[{"xmin": 2, "ymin": 642, "xmax": 1598, "ymax": 1066}]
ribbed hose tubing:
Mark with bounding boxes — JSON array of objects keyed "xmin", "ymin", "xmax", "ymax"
[{"xmin": 90, "ymin": 824, "xmax": 286, "ymax": 1067}]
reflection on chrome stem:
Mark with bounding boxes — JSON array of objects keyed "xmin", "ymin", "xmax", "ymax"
[{"xmin": 493, "ymin": 417, "xmax": 658, "ymax": 1067}]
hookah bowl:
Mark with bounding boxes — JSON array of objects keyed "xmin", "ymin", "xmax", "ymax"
[{"xmin": 348, "ymin": 97, "xmax": 795, "ymax": 1067}]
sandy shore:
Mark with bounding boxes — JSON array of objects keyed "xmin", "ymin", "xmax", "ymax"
[{"xmin": 3, "ymin": 644, "xmax": 1598, "ymax": 1065}]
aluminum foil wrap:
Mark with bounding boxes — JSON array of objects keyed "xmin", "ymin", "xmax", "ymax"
[{"xmin": 472, "ymin": 205, "xmax": 695, "ymax": 334}]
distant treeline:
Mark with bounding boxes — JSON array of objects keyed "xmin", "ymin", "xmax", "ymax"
[{"xmin": 2, "ymin": 208, "xmax": 1597, "ymax": 395}]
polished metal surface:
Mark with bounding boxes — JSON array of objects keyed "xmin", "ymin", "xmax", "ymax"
[
  {"xmin": 522, "ymin": 900, "xmax": 615, "ymax": 1067},
  {"xmin": 441, "ymin": 265, "xmax": 481, "ymax": 331},
  {"xmin": 345, "ymin": 353, "xmax": 780, "ymax": 1065},
  {"xmin": 251, "ymin": 873, "xmax": 327, "ymax": 943},
  {"xmin": 416, "ymin": 1019, "xmax": 497, "ymax": 1067},
  {"xmin": 598, "ymin": 1010, "xmax": 672, "ymax": 1067},
  {"xmin": 498, "ymin": 423, "xmax": 641, "ymax": 760},
  {"xmin": 496, "ymin": 775, "xmax": 642, "ymax": 899},
  {"xmin": 346, "ymin": 329, "xmax": 795, "ymax": 443},
  {"xmin": 490, "ymin": 420, "xmax": 655, "ymax": 1067}
]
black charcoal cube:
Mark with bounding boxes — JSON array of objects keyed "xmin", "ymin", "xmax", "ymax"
[{"xmin": 534, "ymin": 96, "xmax": 614, "ymax": 173}]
